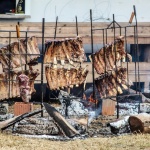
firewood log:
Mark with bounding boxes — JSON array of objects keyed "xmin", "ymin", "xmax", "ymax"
[
  {"xmin": 43, "ymin": 102, "xmax": 79, "ymax": 138},
  {"xmin": 129, "ymin": 113, "xmax": 150, "ymax": 133}
]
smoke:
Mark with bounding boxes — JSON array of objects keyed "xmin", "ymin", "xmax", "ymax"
[
  {"xmin": 88, "ymin": 102, "xmax": 102, "ymax": 125},
  {"xmin": 82, "ymin": 86, "xmax": 102, "ymax": 125}
]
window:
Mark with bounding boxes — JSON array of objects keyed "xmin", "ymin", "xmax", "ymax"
[
  {"xmin": 0, "ymin": 0, "xmax": 16, "ymax": 14},
  {"xmin": 0, "ymin": 0, "xmax": 25, "ymax": 14},
  {"xmin": 130, "ymin": 44, "xmax": 150, "ymax": 62}
]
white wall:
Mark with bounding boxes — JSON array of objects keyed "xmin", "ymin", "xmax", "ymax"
[{"xmin": 24, "ymin": 0, "xmax": 150, "ymax": 22}]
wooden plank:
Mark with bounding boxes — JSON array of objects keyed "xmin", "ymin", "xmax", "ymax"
[
  {"xmin": 102, "ymin": 99, "xmax": 116, "ymax": 116},
  {"xmin": 0, "ymin": 25, "xmax": 149, "ymax": 35},
  {"xmin": 1, "ymin": 35, "xmax": 150, "ymax": 46},
  {"xmin": 0, "ymin": 22, "xmax": 149, "ymax": 44},
  {"xmin": 0, "ymin": 22, "xmax": 150, "ymax": 27}
]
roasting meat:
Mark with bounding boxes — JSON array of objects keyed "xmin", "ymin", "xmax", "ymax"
[
  {"xmin": 90, "ymin": 36, "xmax": 132, "ymax": 74},
  {"xmin": 44, "ymin": 36, "xmax": 86, "ymax": 65},
  {"xmin": 45, "ymin": 66, "xmax": 88, "ymax": 90},
  {"xmin": 95, "ymin": 67, "xmax": 132, "ymax": 98},
  {"xmin": 0, "ymin": 36, "xmax": 40, "ymax": 70},
  {"xmin": 17, "ymin": 74, "xmax": 31, "ymax": 103},
  {"xmin": 0, "ymin": 69, "xmax": 39, "ymax": 101}
]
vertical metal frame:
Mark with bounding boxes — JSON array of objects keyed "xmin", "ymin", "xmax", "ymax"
[{"xmin": 90, "ymin": 6, "xmax": 140, "ymax": 118}]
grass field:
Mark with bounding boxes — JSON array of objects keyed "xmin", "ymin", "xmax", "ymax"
[{"xmin": 0, "ymin": 133, "xmax": 150, "ymax": 150}]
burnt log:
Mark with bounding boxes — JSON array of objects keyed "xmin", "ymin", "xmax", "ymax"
[
  {"xmin": 0, "ymin": 116, "xmax": 19, "ymax": 129},
  {"xmin": 0, "ymin": 109, "xmax": 42, "ymax": 131},
  {"xmin": 43, "ymin": 102, "xmax": 79, "ymax": 138},
  {"xmin": 108, "ymin": 116, "xmax": 130, "ymax": 134},
  {"xmin": 129, "ymin": 113, "xmax": 150, "ymax": 133}
]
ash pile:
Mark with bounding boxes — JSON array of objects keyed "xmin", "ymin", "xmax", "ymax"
[
  {"xmin": 0, "ymin": 89, "xmax": 110, "ymax": 139},
  {"xmin": 0, "ymin": 90, "xmax": 150, "ymax": 140}
]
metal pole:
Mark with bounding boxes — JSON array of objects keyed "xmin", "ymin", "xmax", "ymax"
[
  {"xmin": 134, "ymin": 26, "xmax": 137, "ymax": 93},
  {"xmin": 105, "ymin": 29, "xmax": 107, "ymax": 43},
  {"xmin": 41, "ymin": 18, "xmax": 45, "ymax": 117},
  {"xmin": 54, "ymin": 16, "xmax": 58, "ymax": 39},
  {"xmin": 75, "ymin": 16, "xmax": 78, "ymax": 36},
  {"xmin": 112, "ymin": 14, "xmax": 119, "ymax": 119},
  {"xmin": 8, "ymin": 31, "xmax": 11, "ymax": 104},
  {"xmin": 75, "ymin": 15, "xmax": 83, "ymax": 97},
  {"xmin": 90, "ymin": 9, "xmax": 96, "ymax": 108},
  {"xmin": 25, "ymin": 32, "xmax": 27, "ymax": 70},
  {"xmin": 103, "ymin": 29, "xmax": 107, "ymax": 97},
  {"xmin": 133, "ymin": 5, "xmax": 140, "ymax": 93},
  {"xmin": 133, "ymin": 5, "xmax": 140, "ymax": 113},
  {"xmin": 125, "ymin": 27, "xmax": 129, "ymax": 92}
]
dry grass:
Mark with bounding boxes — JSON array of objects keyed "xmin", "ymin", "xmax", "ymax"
[
  {"xmin": 4, "ymin": 103, "xmax": 150, "ymax": 149},
  {"xmin": 0, "ymin": 133, "xmax": 149, "ymax": 150}
]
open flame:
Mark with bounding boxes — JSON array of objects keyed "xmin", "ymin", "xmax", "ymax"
[{"xmin": 83, "ymin": 93, "xmax": 98, "ymax": 105}]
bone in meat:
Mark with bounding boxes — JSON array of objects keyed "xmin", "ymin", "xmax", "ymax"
[
  {"xmin": 62, "ymin": 40, "xmax": 73, "ymax": 64},
  {"xmin": 0, "ymin": 69, "xmax": 39, "ymax": 101},
  {"xmin": 44, "ymin": 41, "xmax": 53, "ymax": 64},
  {"xmin": 0, "ymin": 37, "xmax": 40, "ymax": 70},
  {"xmin": 45, "ymin": 66, "xmax": 88, "ymax": 90}
]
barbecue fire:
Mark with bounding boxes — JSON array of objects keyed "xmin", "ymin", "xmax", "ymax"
[{"xmin": 83, "ymin": 93, "xmax": 98, "ymax": 105}]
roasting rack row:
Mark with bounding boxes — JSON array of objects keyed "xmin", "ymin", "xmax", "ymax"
[{"xmin": 0, "ymin": 7, "xmax": 141, "ymax": 118}]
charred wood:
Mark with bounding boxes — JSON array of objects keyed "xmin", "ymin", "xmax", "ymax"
[
  {"xmin": 43, "ymin": 102, "xmax": 79, "ymax": 138},
  {"xmin": 129, "ymin": 113, "xmax": 150, "ymax": 134},
  {"xmin": 0, "ymin": 109, "xmax": 42, "ymax": 131}
]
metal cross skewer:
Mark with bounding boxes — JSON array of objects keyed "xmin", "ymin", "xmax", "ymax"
[{"xmin": 16, "ymin": 24, "xmax": 23, "ymax": 73}]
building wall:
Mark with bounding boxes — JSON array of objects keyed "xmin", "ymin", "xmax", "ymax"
[{"xmin": 24, "ymin": 0, "xmax": 150, "ymax": 22}]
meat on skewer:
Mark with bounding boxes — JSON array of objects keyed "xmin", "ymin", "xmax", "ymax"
[
  {"xmin": 45, "ymin": 66, "xmax": 88, "ymax": 90},
  {"xmin": 44, "ymin": 37, "xmax": 86, "ymax": 65},
  {"xmin": 0, "ymin": 36, "xmax": 40, "ymax": 70},
  {"xmin": 90, "ymin": 36, "xmax": 132, "ymax": 75}
]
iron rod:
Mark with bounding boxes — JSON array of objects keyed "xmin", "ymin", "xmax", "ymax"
[
  {"xmin": 103, "ymin": 29, "xmax": 107, "ymax": 97},
  {"xmin": 41, "ymin": 18, "xmax": 45, "ymax": 117},
  {"xmin": 133, "ymin": 5, "xmax": 140, "ymax": 94},
  {"xmin": 54, "ymin": 16, "xmax": 58, "ymax": 39},
  {"xmin": 125, "ymin": 27, "xmax": 129, "ymax": 92},
  {"xmin": 133, "ymin": 5, "xmax": 141, "ymax": 114},
  {"xmin": 92, "ymin": 25, "xmax": 138, "ymax": 31},
  {"xmin": 112, "ymin": 14, "xmax": 119, "ymax": 119},
  {"xmin": 8, "ymin": 31, "xmax": 11, "ymax": 104},
  {"xmin": 105, "ymin": 29, "xmax": 107, "ymax": 43},
  {"xmin": 134, "ymin": 26, "xmax": 137, "ymax": 93},
  {"xmin": 76, "ymin": 16, "xmax": 79, "ymax": 36},
  {"xmin": 75, "ymin": 16, "xmax": 83, "ymax": 97},
  {"xmin": 90, "ymin": 9, "xmax": 96, "ymax": 108},
  {"xmin": 25, "ymin": 32, "xmax": 28, "ymax": 70}
]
